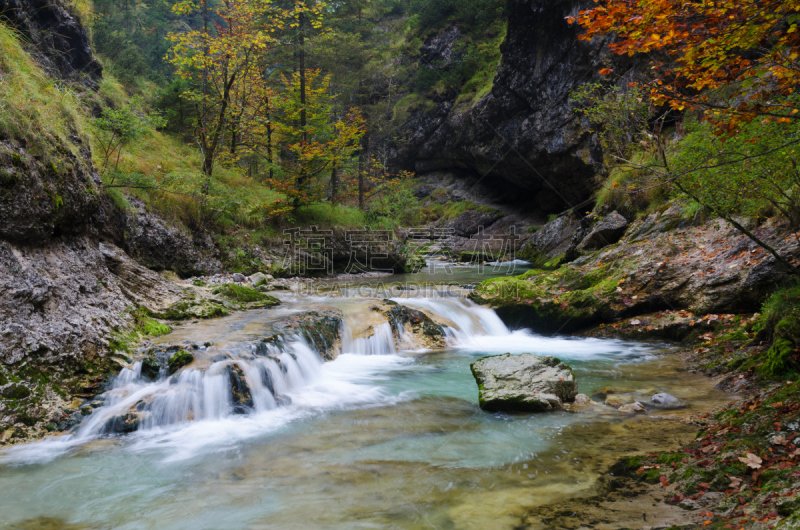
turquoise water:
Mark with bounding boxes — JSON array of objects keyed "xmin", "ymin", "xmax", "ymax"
[{"xmin": 0, "ymin": 267, "xmax": 732, "ymax": 529}]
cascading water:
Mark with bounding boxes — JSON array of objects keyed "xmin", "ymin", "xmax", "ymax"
[
  {"xmin": 71, "ymin": 296, "xmax": 515, "ymax": 438},
  {"xmin": 0, "ymin": 270, "xmax": 737, "ymax": 529},
  {"xmin": 74, "ymin": 336, "xmax": 325, "ymax": 438}
]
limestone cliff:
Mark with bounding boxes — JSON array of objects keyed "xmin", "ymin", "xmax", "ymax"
[{"xmin": 396, "ymin": 0, "xmax": 624, "ymax": 212}]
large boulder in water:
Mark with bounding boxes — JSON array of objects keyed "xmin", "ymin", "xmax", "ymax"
[{"xmin": 470, "ymin": 353, "xmax": 577, "ymax": 412}]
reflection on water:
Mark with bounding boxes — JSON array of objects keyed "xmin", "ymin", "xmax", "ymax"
[{"xmin": 0, "ymin": 265, "xmax": 734, "ymax": 529}]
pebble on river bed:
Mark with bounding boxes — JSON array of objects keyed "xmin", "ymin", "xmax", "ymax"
[{"xmin": 651, "ymin": 392, "xmax": 686, "ymax": 409}]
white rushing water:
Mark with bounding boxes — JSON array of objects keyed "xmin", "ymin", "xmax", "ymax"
[
  {"xmin": 0, "ymin": 294, "xmax": 665, "ymax": 467},
  {"xmin": 0, "ymin": 280, "xmax": 739, "ymax": 530}
]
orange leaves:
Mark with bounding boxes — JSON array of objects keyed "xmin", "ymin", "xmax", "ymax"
[{"xmin": 568, "ymin": 0, "xmax": 800, "ymax": 134}]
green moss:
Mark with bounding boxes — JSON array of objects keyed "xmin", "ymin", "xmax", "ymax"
[
  {"xmin": 156, "ymin": 299, "xmax": 230, "ymax": 320},
  {"xmin": 140, "ymin": 317, "xmax": 171, "ymax": 337},
  {"xmin": 469, "ymin": 263, "xmax": 624, "ymax": 333},
  {"xmin": 211, "ymin": 283, "xmax": 268, "ymax": 303},
  {"xmin": 747, "ymin": 283, "xmax": 800, "ymax": 378},
  {"xmin": 168, "ymin": 350, "xmax": 194, "ymax": 374},
  {"xmin": 643, "ymin": 468, "xmax": 662, "ymax": 483},
  {"xmin": 656, "ymin": 452, "xmax": 688, "ymax": 465}
]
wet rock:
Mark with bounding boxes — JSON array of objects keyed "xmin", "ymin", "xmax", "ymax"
[
  {"xmin": 578, "ymin": 211, "xmax": 629, "ymax": 251},
  {"xmin": 140, "ymin": 357, "xmax": 161, "ymax": 381},
  {"xmin": 618, "ymin": 401, "xmax": 646, "ymax": 413},
  {"xmin": 470, "ymin": 353, "xmax": 577, "ymax": 412},
  {"xmin": 261, "ymin": 309, "xmax": 344, "ymax": 361},
  {"xmin": 227, "ymin": 364, "xmax": 253, "ymax": 414},
  {"xmin": 652, "ymin": 392, "xmax": 685, "ymax": 409},
  {"xmin": 574, "ymin": 393, "xmax": 593, "ymax": 406},
  {"xmin": 257, "ymin": 364, "xmax": 275, "ymax": 396},
  {"xmin": 593, "ymin": 386, "xmax": 635, "ymax": 400},
  {"xmin": 167, "ymin": 350, "xmax": 194, "ymax": 374},
  {"xmin": 103, "ymin": 412, "xmax": 143, "ymax": 434},
  {"xmin": 275, "ymin": 394, "xmax": 292, "ymax": 407},
  {"xmin": 604, "ymin": 396, "xmax": 628, "ymax": 407},
  {"xmin": 382, "ymin": 303, "xmax": 446, "ymax": 349}
]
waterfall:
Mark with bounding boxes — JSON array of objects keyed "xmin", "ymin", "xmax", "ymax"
[
  {"xmin": 76, "ymin": 336, "xmax": 322, "ymax": 438},
  {"xmin": 73, "ymin": 296, "xmax": 515, "ymax": 437}
]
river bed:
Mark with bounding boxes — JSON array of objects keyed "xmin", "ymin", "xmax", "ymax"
[{"xmin": 0, "ymin": 265, "xmax": 733, "ymax": 529}]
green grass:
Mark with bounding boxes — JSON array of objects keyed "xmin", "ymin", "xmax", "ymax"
[
  {"xmin": 0, "ymin": 23, "xmax": 86, "ymax": 161},
  {"xmin": 293, "ymin": 203, "xmax": 395, "ymax": 229}
]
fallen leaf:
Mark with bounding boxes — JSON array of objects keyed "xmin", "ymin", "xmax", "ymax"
[{"xmin": 738, "ymin": 453, "xmax": 763, "ymax": 469}]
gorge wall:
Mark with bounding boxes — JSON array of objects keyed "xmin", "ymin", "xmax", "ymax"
[
  {"xmin": 397, "ymin": 0, "xmax": 621, "ymax": 213},
  {"xmin": 0, "ymin": 0, "xmax": 220, "ymax": 439}
]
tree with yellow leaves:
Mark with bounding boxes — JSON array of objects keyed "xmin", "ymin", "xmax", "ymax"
[{"xmin": 167, "ymin": 0, "xmax": 274, "ymax": 188}]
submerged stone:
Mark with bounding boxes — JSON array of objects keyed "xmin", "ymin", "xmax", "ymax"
[
  {"xmin": 652, "ymin": 392, "xmax": 685, "ymax": 409},
  {"xmin": 618, "ymin": 401, "xmax": 646, "ymax": 413},
  {"xmin": 470, "ymin": 353, "xmax": 577, "ymax": 412}
]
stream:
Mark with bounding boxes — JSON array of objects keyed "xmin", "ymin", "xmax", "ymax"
[{"xmin": 0, "ymin": 263, "xmax": 733, "ymax": 529}]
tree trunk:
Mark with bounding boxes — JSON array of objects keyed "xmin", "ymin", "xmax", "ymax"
[
  {"xmin": 266, "ymin": 96, "xmax": 273, "ymax": 182},
  {"xmin": 358, "ymin": 151, "xmax": 365, "ymax": 210},
  {"xmin": 358, "ymin": 135, "xmax": 369, "ymax": 210},
  {"xmin": 330, "ymin": 161, "xmax": 338, "ymax": 205},
  {"xmin": 294, "ymin": 10, "xmax": 307, "ymax": 208}
]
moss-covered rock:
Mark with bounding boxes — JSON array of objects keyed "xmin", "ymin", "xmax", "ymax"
[
  {"xmin": 140, "ymin": 357, "xmax": 161, "ymax": 380},
  {"xmin": 167, "ymin": 350, "xmax": 194, "ymax": 374},
  {"xmin": 211, "ymin": 283, "xmax": 268, "ymax": 303},
  {"xmin": 154, "ymin": 299, "xmax": 230, "ymax": 320},
  {"xmin": 404, "ymin": 255, "xmax": 426, "ymax": 273},
  {"xmin": 1, "ymin": 383, "xmax": 31, "ymax": 400},
  {"xmin": 469, "ymin": 266, "xmax": 625, "ymax": 333}
]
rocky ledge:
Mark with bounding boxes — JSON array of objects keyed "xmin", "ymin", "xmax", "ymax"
[{"xmin": 470, "ymin": 206, "xmax": 800, "ymax": 334}]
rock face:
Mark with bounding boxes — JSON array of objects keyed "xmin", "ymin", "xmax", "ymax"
[
  {"xmin": 520, "ymin": 213, "xmax": 582, "ymax": 266},
  {"xmin": 98, "ymin": 198, "xmax": 222, "ymax": 277},
  {"xmin": 470, "ymin": 353, "xmax": 577, "ymax": 412},
  {"xmin": 0, "ymin": 0, "xmax": 102, "ymax": 82},
  {"xmin": 396, "ymin": 0, "xmax": 627, "ymax": 212},
  {"xmin": 578, "ymin": 211, "xmax": 629, "ymax": 251}
]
